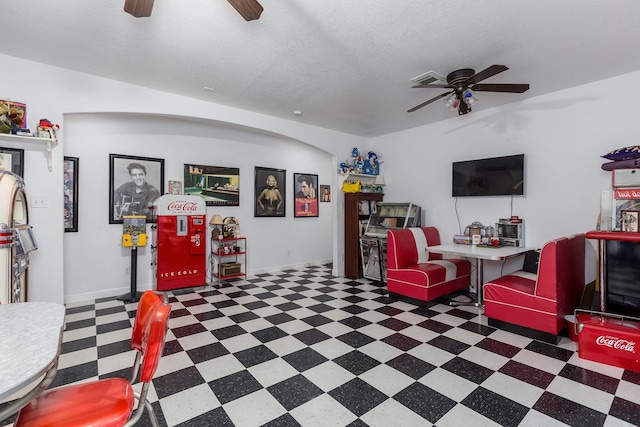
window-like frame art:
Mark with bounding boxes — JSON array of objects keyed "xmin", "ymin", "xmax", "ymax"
[
  {"xmin": 254, "ymin": 166, "xmax": 286, "ymax": 217},
  {"xmin": 293, "ymin": 173, "xmax": 319, "ymax": 218},
  {"xmin": 109, "ymin": 154, "xmax": 164, "ymax": 224},
  {"xmin": 183, "ymin": 164, "xmax": 240, "ymax": 206},
  {"xmin": 64, "ymin": 156, "xmax": 79, "ymax": 232}
]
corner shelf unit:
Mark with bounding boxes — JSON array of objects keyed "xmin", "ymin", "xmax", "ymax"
[
  {"xmin": 210, "ymin": 236, "xmax": 246, "ymax": 285},
  {"xmin": 0, "ymin": 133, "xmax": 58, "ymax": 172}
]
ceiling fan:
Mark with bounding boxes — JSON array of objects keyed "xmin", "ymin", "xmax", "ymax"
[
  {"xmin": 408, "ymin": 64, "xmax": 529, "ymax": 115},
  {"xmin": 124, "ymin": 0, "xmax": 263, "ymax": 21}
]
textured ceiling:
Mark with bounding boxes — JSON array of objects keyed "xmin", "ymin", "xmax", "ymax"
[{"xmin": 3, "ymin": 1, "xmax": 640, "ymax": 137}]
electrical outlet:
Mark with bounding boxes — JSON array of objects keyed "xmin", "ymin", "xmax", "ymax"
[{"xmin": 124, "ymin": 267, "xmax": 130, "ymax": 275}]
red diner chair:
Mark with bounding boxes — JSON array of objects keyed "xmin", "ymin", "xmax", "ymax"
[{"xmin": 14, "ymin": 292, "xmax": 171, "ymax": 427}]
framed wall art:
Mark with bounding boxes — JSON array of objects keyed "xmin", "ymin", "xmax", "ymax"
[
  {"xmin": 64, "ymin": 156, "xmax": 79, "ymax": 232},
  {"xmin": 168, "ymin": 180, "xmax": 183, "ymax": 195},
  {"xmin": 320, "ymin": 185, "xmax": 331, "ymax": 202},
  {"xmin": 0, "ymin": 147, "xmax": 24, "ymax": 177},
  {"xmin": 109, "ymin": 154, "xmax": 164, "ymax": 224},
  {"xmin": 183, "ymin": 164, "xmax": 239, "ymax": 206},
  {"xmin": 255, "ymin": 166, "xmax": 286, "ymax": 217},
  {"xmin": 620, "ymin": 210, "xmax": 639, "ymax": 232},
  {"xmin": 293, "ymin": 173, "xmax": 318, "ymax": 218}
]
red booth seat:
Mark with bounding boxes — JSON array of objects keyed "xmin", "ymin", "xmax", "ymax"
[
  {"xmin": 483, "ymin": 233, "xmax": 585, "ymax": 337},
  {"xmin": 387, "ymin": 227, "xmax": 471, "ymax": 302}
]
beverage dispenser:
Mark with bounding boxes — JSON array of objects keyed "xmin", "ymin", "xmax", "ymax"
[{"xmin": 153, "ymin": 195, "xmax": 206, "ymax": 291}]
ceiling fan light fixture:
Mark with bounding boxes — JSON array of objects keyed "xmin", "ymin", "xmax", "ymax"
[
  {"xmin": 462, "ymin": 89, "xmax": 477, "ymax": 106},
  {"xmin": 444, "ymin": 93, "xmax": 458, "ymax": 110}
]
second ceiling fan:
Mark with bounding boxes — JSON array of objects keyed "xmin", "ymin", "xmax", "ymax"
[
  {"xmin": 408, "ymin": 64, "xmax": 529, "ymax": 115},
  {"xmin": 124, "ymin": 0, "xmax": 263, "ymax": 21}
]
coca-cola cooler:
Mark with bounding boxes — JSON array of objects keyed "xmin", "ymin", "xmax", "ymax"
[
  {"xmin": 576, "ymin": 310, "xmax": 640, "ymax": 372},
  {"xmin": 153, "ymin": 195, "xmax": 206, "ymax": 291}
]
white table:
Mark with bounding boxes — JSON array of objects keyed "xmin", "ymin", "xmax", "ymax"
[
  {"xmin": 428, "ymin": 243, "xmax": 533, "ymax": 307},
  {"xmin": 0, "ymin": 302, "xmax": 65, "ymax": 421}
]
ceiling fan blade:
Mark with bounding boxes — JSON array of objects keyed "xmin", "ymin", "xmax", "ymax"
[
  {"xmin": 467, "ymin": 64, "xmax": 509, "ymax": 85},
  {"xmin": 412, "ymin": 84, "xmax": 454, "ymax": 89},
  {"xmin": 124, "ymin": 0, "xmax": 154, "ymax": 17},
  {"xmin": 471, "ymin": 83, "xmax": 530, "ymax": 93},
  {"xmin": 408, "ymin": 91, "xmax": 453, "ymax": 113},
  {"xmin": 227, "ymin": 0, "xmax": 263, "ymax": 21}
]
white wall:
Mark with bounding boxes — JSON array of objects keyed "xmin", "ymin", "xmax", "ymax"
[
  {"xmin": 6, "ymin": 52, "xmax": 639, "ymax": 303},
  {"xmin": 372, "ymin": 71, "xmax": 640, "ymax": 283},
  {"xmin": 3, "ymin": 54, "xmax": 367, "ymax": 304}
]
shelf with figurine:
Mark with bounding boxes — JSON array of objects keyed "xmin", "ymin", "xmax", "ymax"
[{"xmin": 1, "ymin": 99, "xmax": 60, "ymax": 172}]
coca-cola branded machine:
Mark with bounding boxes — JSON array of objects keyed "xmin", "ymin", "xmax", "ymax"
[{"xmin": 153, "ymin": 195, "xmax": 206, "ymax": 291}]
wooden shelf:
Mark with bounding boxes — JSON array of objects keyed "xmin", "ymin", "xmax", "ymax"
[{"xmin": 0, "ymin": 133, "xmax": 58, "ymax": 172}]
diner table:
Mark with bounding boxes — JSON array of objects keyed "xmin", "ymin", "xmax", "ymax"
[
  {"xmin": 0, "ymin": 302, "xmax": 65, "ymax": 422},
  {"xmin": 427, "ymin": 243, "xmax": 533, "ymax": 307}
]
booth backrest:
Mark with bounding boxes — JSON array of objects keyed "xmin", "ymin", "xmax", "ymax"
[
  {"xmin": 387, "ymin": 227, "xmax": 443, "ymax": 270},
  {"xmin": 536, "ymin": 233, "xmax": 585, "ymax": 306}
]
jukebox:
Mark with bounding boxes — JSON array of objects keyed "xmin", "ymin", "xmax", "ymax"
[{"xmin": 0, "ymin": 171, "xmax": 38, "ymax": 303}]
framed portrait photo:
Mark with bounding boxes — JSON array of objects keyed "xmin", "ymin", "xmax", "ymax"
[
  {"xmin": 620, "ymin": 210, "xmax": 639, "ymax": 233},
  {"xmin": 168, "ymin": 180, "xmax": 183, "ymax": 195},
  {"xmin": 293, "ymin": 173, "xmax": 319, "ymax": 218},
  {"xmin": 64, "ymin": 156, "xmax": 79, "ymax": 232},
  {"xmin": 109, "ymin": 154, "xmax": 164, "ymax": 224},
  {"xmin": 0, "ymin": 147, "xmax": 24, "ymax": 177},
  {"xmin": 255, "ymin": 166, "xmax": 286, "ymax": 217},
  {"xmin": 319, "ymin": 185, "xmax": 331, "ymax": 202}
]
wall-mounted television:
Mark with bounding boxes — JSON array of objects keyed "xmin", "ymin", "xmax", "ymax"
[{"xmin": 452, "ymin": 154, "xmax": 525, "ymax": 197}]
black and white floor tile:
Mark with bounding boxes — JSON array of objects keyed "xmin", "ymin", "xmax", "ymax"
[{"xmin": 4, "ymin": 264, "xmax": 640, "ymax": 426}]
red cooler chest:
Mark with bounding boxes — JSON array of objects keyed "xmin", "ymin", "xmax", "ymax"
[{"xmin": 576, "ymin": 311, "xmax": 640, "ymax": 372}]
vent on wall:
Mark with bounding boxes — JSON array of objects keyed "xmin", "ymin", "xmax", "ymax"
[{"xmin": 410, "ymin": 70, "xmax": 445, "ymax": 85}]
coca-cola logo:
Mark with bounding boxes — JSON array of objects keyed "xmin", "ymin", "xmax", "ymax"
[
  {"xmin": 167, "ymin": 201, "xmax": 199, "ymax": 211},
  {"xmin": 596, "ymin": 335, "xmax": 636, "ymax": 353}
]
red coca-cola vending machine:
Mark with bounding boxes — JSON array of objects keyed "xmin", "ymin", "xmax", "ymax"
[{"xmin": 153, "ymin": 195, "xmax": 206, "ymax": 291}]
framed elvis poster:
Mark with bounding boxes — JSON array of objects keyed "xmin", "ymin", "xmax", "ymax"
[
  {"xmin": 293, "ymin": 173, "xmax": 318, "ymax": 217},
  {"xmin": 109, "ymin": 154, "xmax": 164, "ymax": 224}
]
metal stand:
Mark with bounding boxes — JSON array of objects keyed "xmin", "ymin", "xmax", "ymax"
[
  {"xmin": 450, "ymin": 258, "xmax": 483, "ymax": 308},
  {"xmin": 118, "ymin": 246, "xmax": 142, "ymax": 303}
]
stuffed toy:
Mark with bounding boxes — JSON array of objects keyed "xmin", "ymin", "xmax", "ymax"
[{"xmin": 0, "ymin": 102, "xmax": 25, "ymax": 134}]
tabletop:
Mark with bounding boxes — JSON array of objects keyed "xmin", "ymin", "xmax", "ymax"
[
  {"xmin": 0, "ymin": 302, "xmax": 65, "ymax": 400},
  {"xmin": 428, "ymin": 243, "xmax": 533, "ymax": 261}
]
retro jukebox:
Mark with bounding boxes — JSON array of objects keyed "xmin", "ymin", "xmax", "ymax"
[
  {"xmin": 0, "ymin": 171, "xmax": 38, "ymax": 303},
  {"xmin": 153, "ymin": 195, "xmax": 206, "ymax": 291}
]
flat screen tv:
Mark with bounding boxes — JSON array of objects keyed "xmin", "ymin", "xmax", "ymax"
[{"xmin": 452, "ymin": 154, "xmax": 524, "ymax": 197}]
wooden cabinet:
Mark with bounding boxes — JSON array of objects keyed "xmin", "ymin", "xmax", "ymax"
[{"xmin": 345, "ymin": 192, "xmax": 383, "ymax": 279}]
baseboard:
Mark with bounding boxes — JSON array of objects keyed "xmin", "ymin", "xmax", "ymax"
[{"xmin": 487, "ymin": 318, "xmax": 560, "ymax": 344}]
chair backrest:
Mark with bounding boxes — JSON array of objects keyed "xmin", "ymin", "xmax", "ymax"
[
  {"xmin": 535, "ymin": 233, "xmax": 585, "ymax": 305},
  {"xmin": 139, "ymin": 304, "xmax": 171, "ymax": 383},
  {"xmin": 131, "ymin": 291, "xmax": 164, "ymax": 352},
  {"xmin": 387, "ymin": 227, "xmax": 442, "ymax": 269}
]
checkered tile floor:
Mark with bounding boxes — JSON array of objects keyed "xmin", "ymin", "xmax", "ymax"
[{"xmin": 3, "ymin": 264, "xmax": 640, "ymax": 426}]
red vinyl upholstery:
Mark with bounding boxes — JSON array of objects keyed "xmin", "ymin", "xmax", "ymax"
[
  {"xmin": 14, "ymin": 292, "xmax": 171, "ymax": 427},
  {"xmin": 387, "ymin": 227, "xmax": 471, "ymax": 302},
  {"xmin": 483, "ymin": 234, "xmax": 585, "ymax": 335}
]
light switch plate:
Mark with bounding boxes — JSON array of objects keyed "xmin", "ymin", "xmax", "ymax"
[{"xmin": 30, "ymin": 195, "xmax": 48, "ymax": 208}]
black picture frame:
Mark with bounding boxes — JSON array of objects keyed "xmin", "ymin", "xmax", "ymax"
[
  {"xmin": 320, "ymin": 185, "xmax": 331, "ymax": 202},
  {"xmin": 254, "ymin": 166, "xmax": 286, "ymax": 217},
  {"xmin": 109, "ymin": 154, "xmax": 164, "ymax": 224},
  {"xmin": 293, "ymin": 173, "xmax": 319, "ymax": 218},
  {"xmin": 0, "ymin": 147, "xmax": 24, "ymax": 177},
  {"xmin": 64, "ymin": 156, "xmax": 79, "ymax": 232},
  {"xmin": 183, "ymin": 164, "xmax": 240, "ymax": 206}
]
